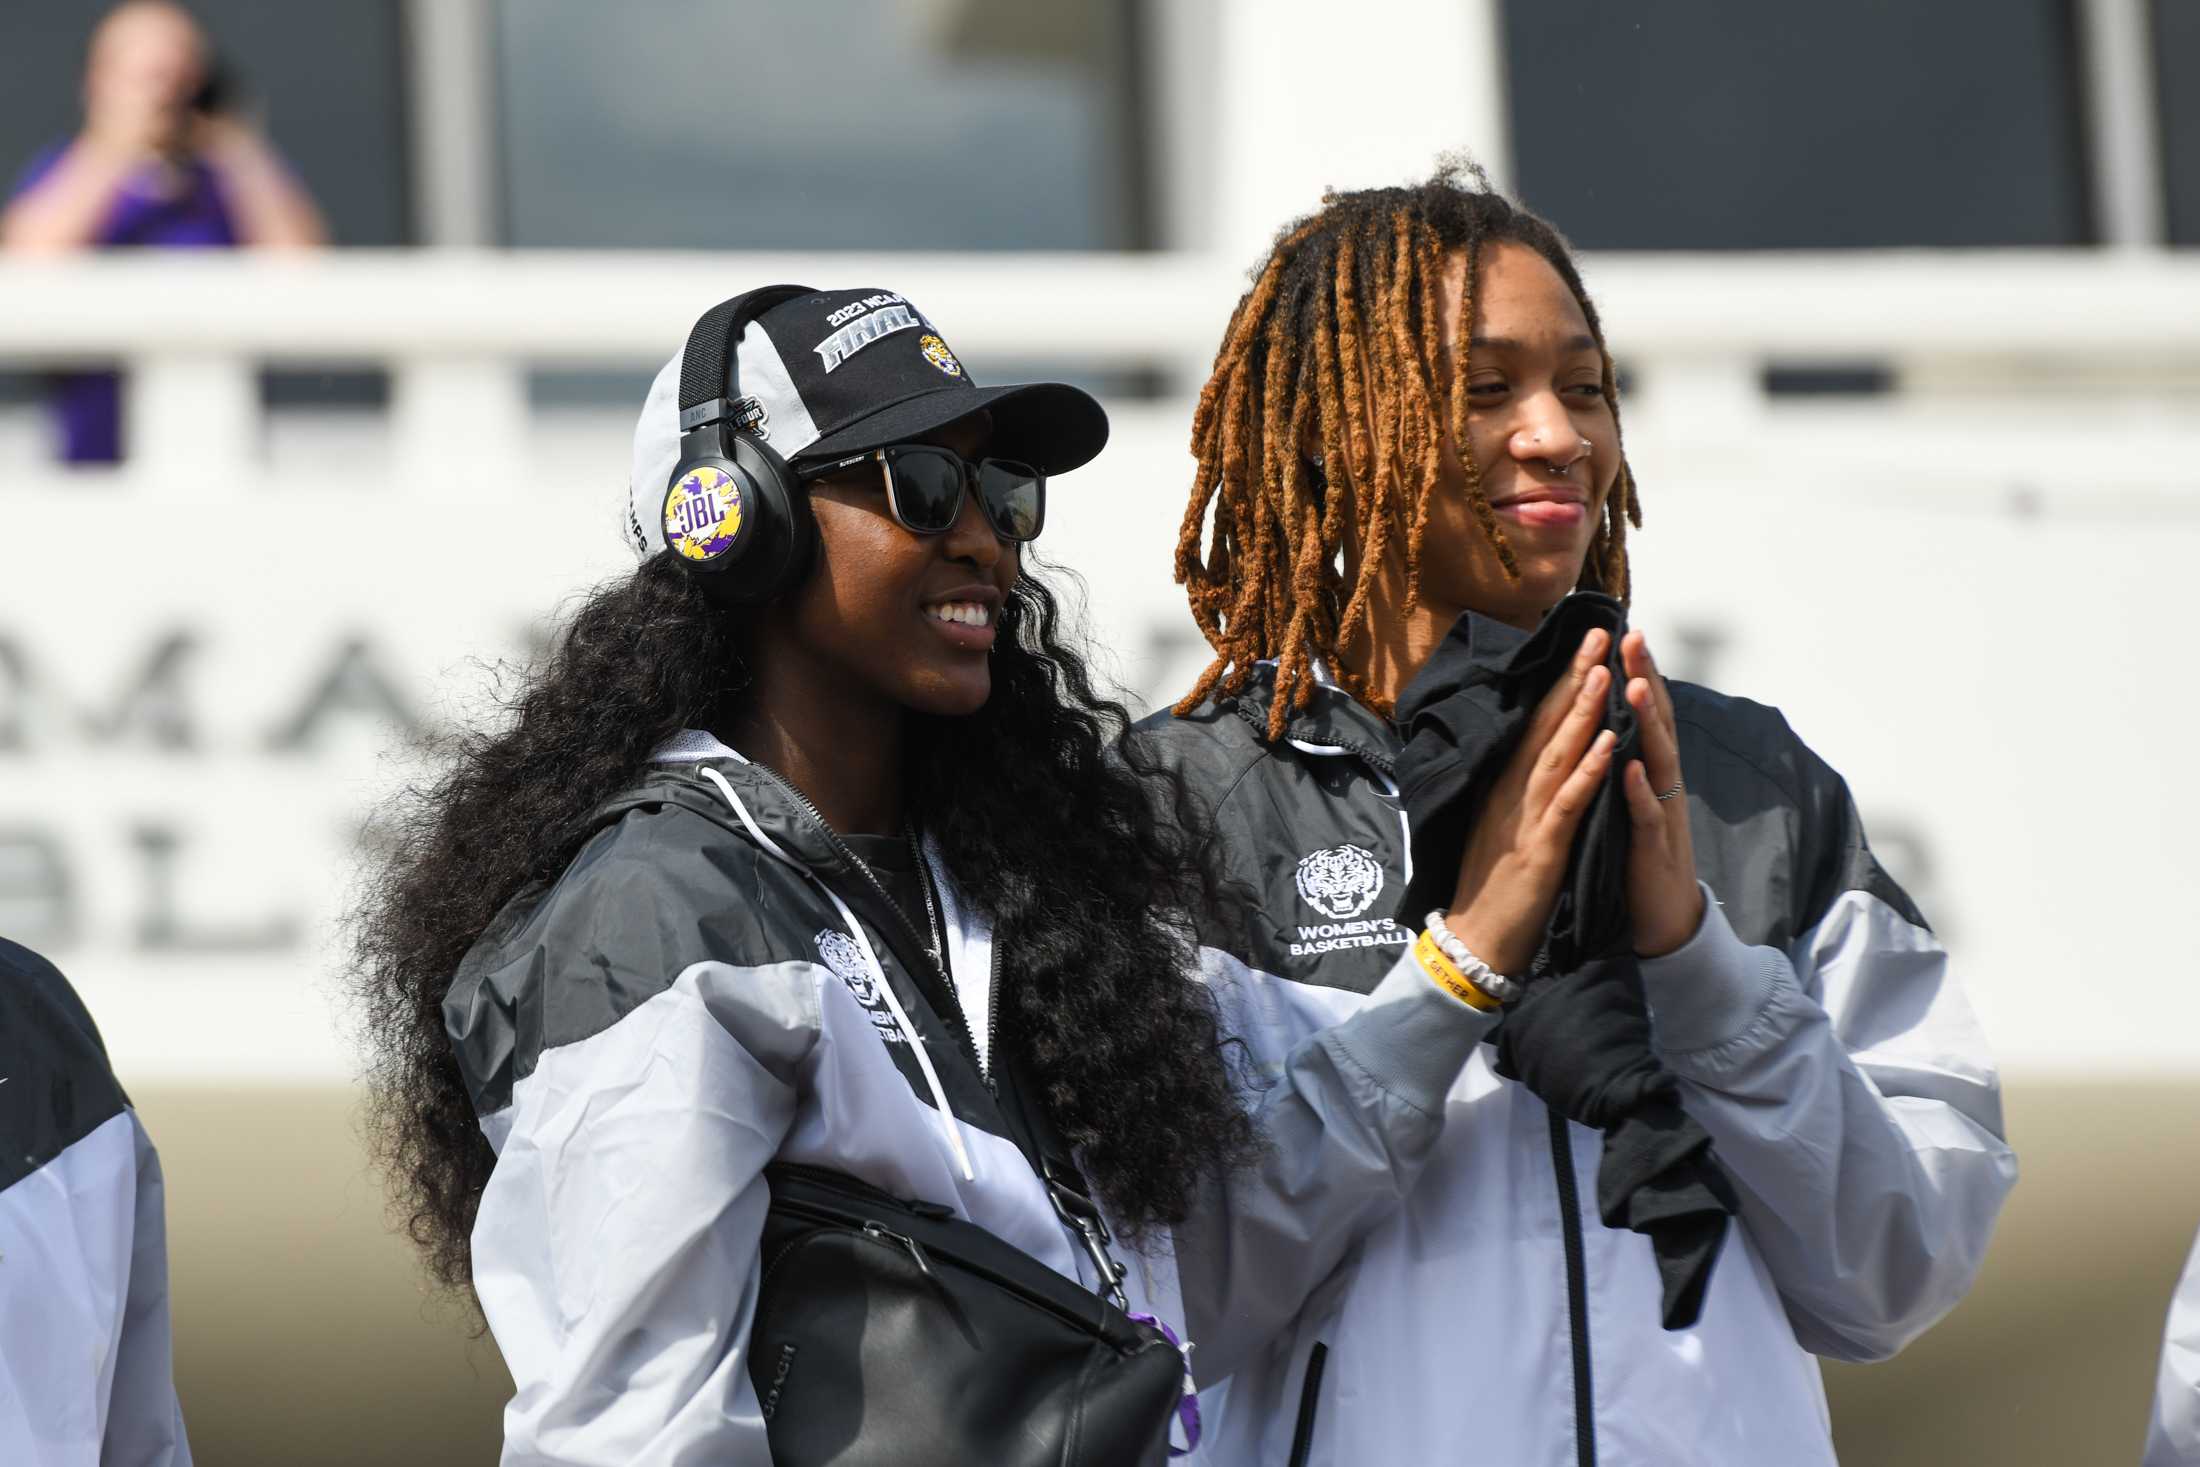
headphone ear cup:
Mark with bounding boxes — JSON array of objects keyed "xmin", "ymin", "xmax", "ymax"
[
  {"xmin": 660, "ymin": 430, "xmax": 812, "ymax": 607},
  {"xmin": 723, "ymin": 432, "xmax": 815, "ymax": 605}
]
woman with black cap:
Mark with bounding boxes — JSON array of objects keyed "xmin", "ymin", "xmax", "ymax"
[{"xmin": 350, "ymin": 284, "xmax": 1510, "ymax": 1464}]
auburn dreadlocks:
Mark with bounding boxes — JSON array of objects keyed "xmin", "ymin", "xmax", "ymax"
[{"xmin": 1172, "ymin": 162, "xmax": 1642, "ymax": 739}]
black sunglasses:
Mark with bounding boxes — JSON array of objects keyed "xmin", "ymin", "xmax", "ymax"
[{"xmin": 800, "ymin": 444, "xmax": 1046, "ymax": 543}]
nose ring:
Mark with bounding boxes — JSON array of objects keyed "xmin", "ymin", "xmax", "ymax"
[{"xmin": 1547, "ymin": 437, "xmax": 1593, "ymax": 470}]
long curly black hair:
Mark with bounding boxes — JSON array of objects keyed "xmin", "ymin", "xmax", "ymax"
[{"xmin": 351, "ymin": 553, "xmax": 1258, "ymax": 1299}]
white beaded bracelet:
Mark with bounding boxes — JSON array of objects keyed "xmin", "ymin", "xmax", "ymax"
[{"xmin": 1423, "ymin": 910, "xmax": 1523, "ymax": 1005}]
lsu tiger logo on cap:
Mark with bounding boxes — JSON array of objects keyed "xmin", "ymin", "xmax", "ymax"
[
  {"xmin": 663, "ymin": 465, "xmax": 744, "ymax": 561},
  {"xmin": 919, "ymin": 334, "xmax": 963, "ymax": 378}
]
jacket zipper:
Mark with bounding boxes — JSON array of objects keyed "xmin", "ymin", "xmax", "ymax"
[
  {"xmin": 1248, "ymin": 674, "xmax": 1595, "ymax": 1459},
  {"xmin": 984, "ymin": 941, "xmax": 1002, "ymax": 1090},
  {"xmin": 1328, "ymin": 738, "xmax": 1396, "ymax": 778},
  {"xmin": 1230, "ymin": 706, "xmax": 1399, "ymax": 780},
  {"xmin": 1285, "ymin": 1340, "xmax": 1328, "ymax": 1467},
  {"xmin": 1549, "ymin": 1108, "xmax": 1596, "ymax": 1467},
  {"xmin": 744, "ymin": 762, "xmax": 986, "ymax": 1078}
]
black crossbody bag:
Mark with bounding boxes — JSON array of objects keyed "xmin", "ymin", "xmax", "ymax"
[{"xmin": 747, "ymin": 1043, "xmax": 1187, "ymax": 1467}]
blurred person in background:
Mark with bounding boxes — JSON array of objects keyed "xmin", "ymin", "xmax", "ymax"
[
  {"xmin": 0, "ymin": 937, "xmax": 191, "ymax": 1466},
  {"xmin": 350, "ymin": 285, "xmax": 1500, "ymax": 1463},
  {"xmin": 2147, "ymin": 1230, "xmax": 2200, "ymax": 1464},
  {"xmin": 0, "ymin": 0, "xmax": 325, "ymax": 463},
  {"xmin": 1134, "ymin": 165, "xmax": 2016, "ymax": 1465}
]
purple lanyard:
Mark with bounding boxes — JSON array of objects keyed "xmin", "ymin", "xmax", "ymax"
[
  {"xmin": 1033, "ymin": 1116, "xmax": 1202, "ymax": 1452},
  {"xmin": 1129, "ymin": 1311, "xmax": 1203, "ymax": 1455}
]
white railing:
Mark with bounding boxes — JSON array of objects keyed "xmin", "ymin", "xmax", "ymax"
[{"xmin": 6, "ymin": 249, "xmax": 2200, "ymax": 487}]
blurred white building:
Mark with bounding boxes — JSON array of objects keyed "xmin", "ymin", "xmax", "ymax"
[
  {"xmin": 4, "ymin": 0, "xmax": 2194, "ymax": 1083},
  {"xmin": 0, "ymin": 3, "xmax": 2196, "ymax": 1461}
]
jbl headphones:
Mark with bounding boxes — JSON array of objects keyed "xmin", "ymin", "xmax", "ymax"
[{"xmin": 661, "ymin": 283, "xmax": 819, "ymax": 605}]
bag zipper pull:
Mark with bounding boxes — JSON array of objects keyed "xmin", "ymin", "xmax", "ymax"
[{"xmin": 862, "ymin": 1221, "xmax": 939, "ymax": 1283}]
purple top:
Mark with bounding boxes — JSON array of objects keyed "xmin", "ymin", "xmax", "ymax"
[{"xmin": 10, "ymin": 142, "xmax": 241, "ymax": 462}]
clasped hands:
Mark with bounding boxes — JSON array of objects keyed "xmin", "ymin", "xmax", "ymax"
[{"xmin": 1441, "ymin": 627, "xmax": 1706, "ymax": 979}]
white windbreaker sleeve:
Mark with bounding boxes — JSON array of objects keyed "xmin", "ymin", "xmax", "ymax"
[
  {"xmin": 102, "ymin": 1115, "xmax": 193, "ymax": 1467},
  {"xmin": 1, "ymin": 928, "xmax": 192, "ymax": 1467},
  {"xmin": 2145, "ymin": 1227, "xmax": 2200, "ymax": 1466},
  {"xmin": 1174, "ymin": 944, "xmax": 1498, "ymax": 1383},
  {"xmin": 1639, "ymin": 882, "xmax": 2016, "ymax": 1361},
  {"xmin": 0, "ymin": 1109, "xmax": 192, "ymax": 1467},
  {"xmin": 469, "ymin": 962, "xmax": 813, "ymax": 1467}
]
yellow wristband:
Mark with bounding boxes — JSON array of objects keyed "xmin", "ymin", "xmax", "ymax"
[{"xmin": 1415, "ymin": 929, "xmax": 1500, "ymax": 1012}]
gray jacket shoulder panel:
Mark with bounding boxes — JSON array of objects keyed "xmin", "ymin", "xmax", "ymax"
[
  {"xmin": 1669, "ymin": 681, "xmax": 1926, "ymax": 945},
  {"xmin": 0, "ymin": 937, "xmax": 130, "ymax": 1193},
  {"xmin": 1131, "ymin": 699, "xmax": 1276, "ymax": 822},
  {"xmin": 445, "ymin": 799, "xmax": 804, "ymax": 1116}
]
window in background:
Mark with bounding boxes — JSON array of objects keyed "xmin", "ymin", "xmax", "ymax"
[
  {"xmin": 2155, "ymin": 0, "xmax": 2200, "ymax": 245},
  {"xmin": 1500, "ymin": 0, "xmax": 2094, "ymax": 249},
  {"xmin": 493, "ymin": 0, "xmax": 1147, "ymax": 251}
]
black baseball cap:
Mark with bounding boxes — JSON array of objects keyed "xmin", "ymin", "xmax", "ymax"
[{"xmin": 628, "ymin": 284, "xmax": 1107, "ymax": 555}]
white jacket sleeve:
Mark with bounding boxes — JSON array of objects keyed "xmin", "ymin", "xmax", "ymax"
[
  {"xmin": 470, "ymin": 962, "xmax": 812, "ymax": 1467},
  {"xmin": 0, "ymin": 1110, "xmax": 192, "ymax": 1467},
  {"xmin": 2146, "ymin": 1228, "xmax": 2200, "ymax": 1466},
  {"xmin": 1640, "ymin": 882, "xmax": 2016, "ymax": 1361},
  {"xmin": 99, "ymin": 1115, "xmax": 193, "ymax": 1467},
  {"xmin": 1173, "ymin": 944, "xmax": 1497, "ymax": 1383}
]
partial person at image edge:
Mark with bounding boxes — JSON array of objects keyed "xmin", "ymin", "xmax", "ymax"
[
  {"xmin": 0, "ymin": 936, "xmax": 193, "ymax": 1466},
  {"xmin": 2147, "ymin": 1229, "xmax": 2200, "ymax": 1465},
  {"xmin": 1131, "ymin": 164, "xmax": 2018, "ymax": 1465}
]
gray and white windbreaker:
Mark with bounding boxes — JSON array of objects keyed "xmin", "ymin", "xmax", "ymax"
[
  {"xmin": 0, "ymin": 938, "xmax": 192, "ymax": 1467},
  {"xmin": 2146, "ymin": 1227, "xmax": 2200, "ymax": 1465},
  {"xmin": 441, "ymin": 735, "xmax": 1497, "ymax": 1466},
  {"xmin": 1134, "ymin": 667, "xmax": 2017, "ymax": 1466}
]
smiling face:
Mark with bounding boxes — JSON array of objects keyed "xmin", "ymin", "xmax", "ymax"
[
  {"xmin": 1413, "ymin": 240, "xmax": 1623, "ymax": 628},
  {"xmin": 776, "ymin": 410, "xmax": 1018, "ymax": 719}
]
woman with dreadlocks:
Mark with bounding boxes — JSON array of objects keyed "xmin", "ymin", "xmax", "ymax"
[
  {"xmin": 1135, "ymin": 167, "xmax": 2015, "ymax": 1464},
  {"xmin": 351, "ymin": 283, "xmax": 1501, "ymax": 1465}
]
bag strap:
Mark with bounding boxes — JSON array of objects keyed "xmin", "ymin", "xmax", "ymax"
[
  {"xmin": 992, "ymin": 1041, "xmax": 1132, "ymax": 1311},
  {"xmin": 999, "ymin": 1040, "xmax": 1203, "ymax": 1456},
  {"xmin": 681, "ymin": 769, "xmax": 1135, "ymax": 1314},
  {"xmin": 914, "ymin": 835, "xmax": 1136, "ymax": 1311}
]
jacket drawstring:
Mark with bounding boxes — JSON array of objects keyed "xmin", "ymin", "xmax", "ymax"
[
  {"xmin": 697, "ymin": 762, "xmax": 977, "ymax": 1182},
  {"xmin": 1286, "ymin": 737, "xmax": 1414, "ymax": 890}
]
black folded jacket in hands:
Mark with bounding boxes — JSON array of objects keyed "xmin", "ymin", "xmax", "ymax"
[
  {"xmin": 1490, "ymin": 959, "xmax": 1741, "ymax": 1330},
  {"xmin": 1392, "ymin": 591, "xmax": 1738, "ymax": 1330},
  {"xmin": 1394, "ymin": 592, "xmax": 1636, "ymax": 969}
]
